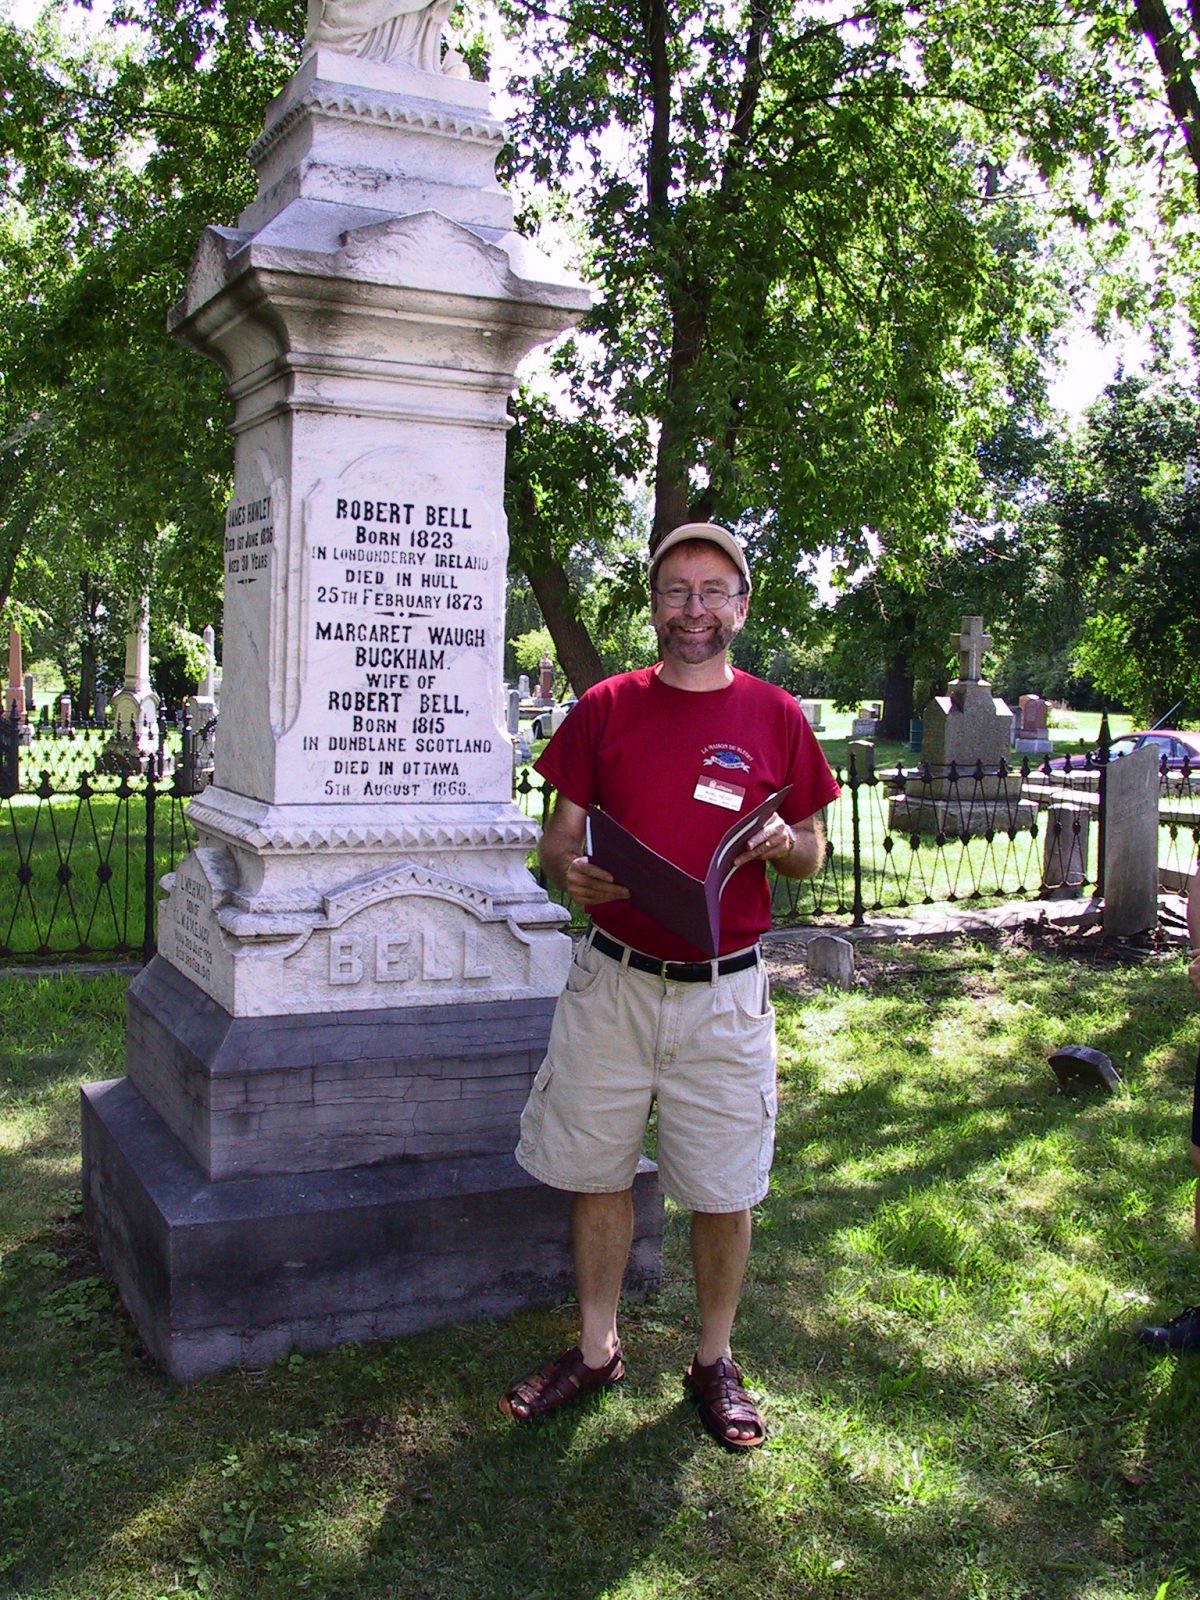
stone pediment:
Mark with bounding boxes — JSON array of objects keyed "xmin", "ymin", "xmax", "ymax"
[
  {"xmin": 324, "ymin": 860, "xmax": 498, "ymax": 925},
  {"xmin": 337, "ymin": 211, "xmax": 509, "ymax": 295}
]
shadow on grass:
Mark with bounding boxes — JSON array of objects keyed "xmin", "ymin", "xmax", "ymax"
[{"xmin": 3, "ymin": 951, "xmax": 1200, "ymax": 1599}]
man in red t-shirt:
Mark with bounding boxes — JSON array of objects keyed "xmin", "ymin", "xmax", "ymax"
[{"xmin": 500, "ymin": 523, "xmax": 839, "ymax": 1448}]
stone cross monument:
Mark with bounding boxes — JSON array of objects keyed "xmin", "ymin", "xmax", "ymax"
[
  {"xmin": 888, "ymin": 614, "xmax": 1035, "ymax": 837},
  {"xmin": 81, "ymin": 8, "xmax": 662, "ymax": 1380}
]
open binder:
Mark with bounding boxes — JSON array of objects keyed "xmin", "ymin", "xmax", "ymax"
[{"xmin": 584, "ymin": 785, "xmax": 792, "ymax": 957}]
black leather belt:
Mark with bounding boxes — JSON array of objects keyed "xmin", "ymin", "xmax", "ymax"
[{"xmin": 589, "ymin": 927, "xmax": 759, "ymax": 983}]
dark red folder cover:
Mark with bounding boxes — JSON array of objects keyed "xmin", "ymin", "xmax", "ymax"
[{"xmin": 584, "ymin": 785, "xmax": 792, "ymax": 957}]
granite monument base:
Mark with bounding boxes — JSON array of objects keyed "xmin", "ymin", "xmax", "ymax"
[
  {"xmin": 82, "ymin": 1074, "xmax": 663, "ymax": 1383},
  {"xmin": 123, "ymin": 958, "xmax": 568, "ymax": 1180}
]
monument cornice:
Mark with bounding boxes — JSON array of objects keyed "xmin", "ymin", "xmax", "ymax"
[
  {"xmin": 187, "ymin": 788, "xmax": 540, "ymax": 855},
  {"xmin": 247, "ymin": 82, "xmax": 506, "ymax": 169}
]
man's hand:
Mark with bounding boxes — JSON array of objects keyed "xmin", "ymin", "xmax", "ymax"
[
  {"xmin": 733, "ymin": 812, "xmax": 796, "ymax": 869},
  {"xmin": 539, "ymin": 793, "xmax": 630, "ymax": 909},
  {"xmin": 563, "ymin": 856, "xmax": 631, "ymax": 909},
  {"xmin": 733, "ymin": 812, "xmax": 824, "ymax": 881}
]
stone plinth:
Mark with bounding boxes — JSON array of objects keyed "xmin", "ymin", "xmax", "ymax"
[
  {"xmin": 888, "ymin": 784, "xmax": 1036, "ymax": 839},
  {"xmin": 82, "ymin": 40, "xmax": 663, "ymax": 1379},
  {"xmin": 83, "ymin": 1075, "xmax": 663, "ymax": 1384},
  {"xmin": 126, "ymin": 958, "xmax": 561, "ymax": 1179}
]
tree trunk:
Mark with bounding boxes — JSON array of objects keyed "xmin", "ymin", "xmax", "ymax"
[
  {"xmin": 525, "ymin": 558, "xmax": 608, "ymax": 696},
  {"xmin": 78, "ymin": 638, "xmax": 98, "ymax": 724},
  {"xmin": 880, "ymin": 611, "xmax": 917, "ymax": 739}
]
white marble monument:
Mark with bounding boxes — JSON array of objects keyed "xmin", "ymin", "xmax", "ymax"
[
  {"xmin": 82, "ymin": 6, "xmax": 662, "ymax": 1380},
  {"xmin": 103, "ymin": 596, "xmax": 162, "ymax": 769}
]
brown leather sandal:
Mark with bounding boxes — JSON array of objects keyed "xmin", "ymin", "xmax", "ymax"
[
  {"xmin": 684, "ymin": 1355, "xmax": 765, "ymax": 1450},
  {"xmin": 500, "ymin": 1345, "xmax": 625, "ymax": 1423}
]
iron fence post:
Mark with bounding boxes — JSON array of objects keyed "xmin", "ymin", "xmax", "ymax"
[
  {"xmin": 142, "ymin": 727, "xmax": 161, "ymax": 964},
  {"xmin": 1095, "ymin": 710, "xmax": 1111, "ymax": 898},
  {"xmin": 849, "ymin": 751, "xmax": 865, "ymax": 927}
]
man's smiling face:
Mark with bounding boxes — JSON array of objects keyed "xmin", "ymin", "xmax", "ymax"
[{"xmin": 651, "ymin": 542, "xmax": 749, "ymax": 668}]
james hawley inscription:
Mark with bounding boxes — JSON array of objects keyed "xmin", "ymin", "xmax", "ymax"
[{"xmin": 279, "ymin": 481, "xmax": 509, "ymax": 804}]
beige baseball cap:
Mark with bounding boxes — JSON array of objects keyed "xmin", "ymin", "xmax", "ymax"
[{"xmin": 649, "ymin": 522, "xmax": 751, "ymax": 591}]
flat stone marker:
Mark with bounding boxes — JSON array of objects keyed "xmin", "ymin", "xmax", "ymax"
[
  {"xmin": 1048, "ymin": 1045, "xmax": 1121, "ymax": 1093},
  {"xmin": 806, "ymin": 934, "xmax": 855, "ymax": 988}
]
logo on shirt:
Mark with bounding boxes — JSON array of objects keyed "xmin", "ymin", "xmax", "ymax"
[{"xmin": 702, "ymin": 748, "xmax": 752, "ymax": 773}]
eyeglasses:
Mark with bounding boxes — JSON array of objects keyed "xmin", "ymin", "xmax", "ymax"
[{"xmin": 653, "ymin": 583, "xmax": 747, "ymax": 611}]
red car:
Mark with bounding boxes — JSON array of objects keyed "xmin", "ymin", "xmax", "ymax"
[{"xmin": 1050, "ymin": 729, "xmax": 1200, "ymax": 773}]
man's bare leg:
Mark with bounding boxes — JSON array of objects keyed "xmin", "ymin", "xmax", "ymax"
[
  {"xmin": 499, "ymin": 1189, "xmax": 632, "ymax": 1419},
  {"xmin": 574, "ymin": 1188, "xmax": 634, "ymax": 1367},
  {"xmin": 691, "ymin": 1208, "xmax": 751, "ymax": 1363},
  {"xmin": 688, "ymin": 1208, "xmax": 761, "ymax": 1443}
]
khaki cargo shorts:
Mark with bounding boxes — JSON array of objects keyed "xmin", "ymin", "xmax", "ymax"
[{"xmin": 515, "ymin": 931, "xmax": 778, "ymax": 1213}]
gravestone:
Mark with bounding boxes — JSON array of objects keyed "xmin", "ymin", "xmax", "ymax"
[
  {"xmin": 517, "ymin": 673, "xmax": 530, "ymax": 700},
  {"xmin": 806, "ymin": 934, "xmax": 855, "ymax": 988},
  {"xmin": 56, "ymin": 694, "xmax": 72, "ymax": 732},
  {"xmin": 849, "ymin": 737, "xmax": 875, "ymax": 782},
  {"xmin": 81, "ymin": 9, "xmax": 661, "ymax": 1381},
  {"xmin": 850, "ymin": 706, "xmax": 879, "ymax": 738},
  {"xmin": 537, "ymin": 654, "xmax": 554, "ymax": 702},
  {"xmin": 1101, "ymin": 743, "xmax": 1158, "ymax": 934},
  {"xmin": 185, "ymin": 624, "xmax": 219, "ymax": 778},
  {"xmin": 94, "ymin": 683, "xmax": 108, "ymax": 724},
  {"xmin": 1015, "ymin": 693, "xmax": 1052, "ymax": 756},
  {"xmin": 104, "ymin": 596, "xmax": 162, "ymax": 770},
  {"xmin": 798, "ymin": 699, "xmax": 824, "ymax": 731},
  {"xmin": 7, "ymin": 629, "xmax": 31, "ymax": 744},
  {"xmin": 888, "ymin": 615, "xmax": 1035, "ymax": 838},
  {"xmin": 7, "ymin": 628, "xmax": 25, "ymax": 718}
]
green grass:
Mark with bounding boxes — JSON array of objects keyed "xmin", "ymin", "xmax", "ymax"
[{"xmin": 3, "ymin": 944, "xmax": 1200, "ymax": 1599}]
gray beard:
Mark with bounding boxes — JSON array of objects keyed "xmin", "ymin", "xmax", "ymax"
[{"xmin": 656, "ymin": 619, "xmax": 734, "ymax": 664}]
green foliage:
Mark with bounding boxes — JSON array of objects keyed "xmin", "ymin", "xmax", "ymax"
[
  {"xmin": 1018, "ymin": 369, "xmax": 1200, "ymax": 721},
  {"xmin": 0, "ymin": 0, "xmax": 303, "ymax": 662},
  {"xmin": 509, "ymin": 626, "xmax": 556, "ymax": 678},
  {"xmin": 499, "ymin": 0, "xmax": 1066, "ymax": 641}
]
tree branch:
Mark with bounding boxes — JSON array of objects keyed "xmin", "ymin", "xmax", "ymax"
[{"xmin": 1133, "ymin": 0, "xmax": 1200, "ymax": 200}]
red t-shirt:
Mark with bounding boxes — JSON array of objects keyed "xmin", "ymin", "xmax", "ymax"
[{"xmin": 535, "ymin": 666, "xmax": 841, "ymax": 960}]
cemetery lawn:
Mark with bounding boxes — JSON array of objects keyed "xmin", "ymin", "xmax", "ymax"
[{"xmin": 3, "ymin": 942, "xmax": 1200, "ymax": 1600}]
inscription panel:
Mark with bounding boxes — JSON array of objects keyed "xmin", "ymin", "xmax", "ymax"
[
  {"xmin": 277, "ymin": 481, "xmax": 509, "ymax": 804},
  {"xmin": 159, "ymin": 852, "xmax": 235, "ymax": 1003}
]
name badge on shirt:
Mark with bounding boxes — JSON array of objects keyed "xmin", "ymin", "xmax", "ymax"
[{"xmin": 694, "ymin": 776, "xmax": 746, "ymax": 811}]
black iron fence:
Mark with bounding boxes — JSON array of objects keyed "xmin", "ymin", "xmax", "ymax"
[
  {"xmin": 0, "ymin": 706, "xmax": 213, "ymax": 963},
  {"xmin": 1, "ymin": 705, "xmax": 1197, "ymax": 962},
  {"xmin": 516, "ymin": 723, "xmax": 1200, "ymax": 930}
]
